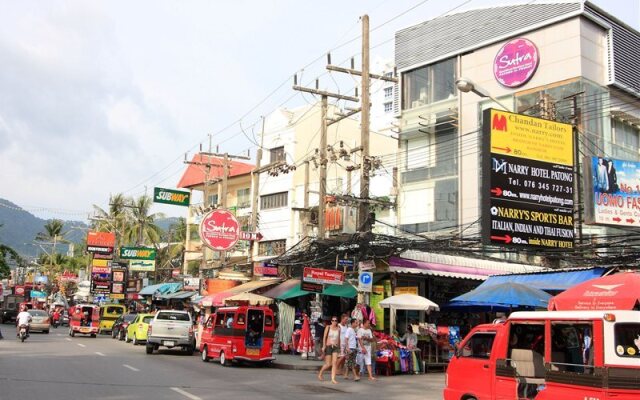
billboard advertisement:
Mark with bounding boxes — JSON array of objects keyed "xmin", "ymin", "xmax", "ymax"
[
  {"xmin": 585, "ymin": 156, "xmax": 640, "ymax": 228},
  {"xmin": 153, "ymin": 187, "xmax": 190, "ymax": 206},
  {"xmin": 199, "ymin": 209, "xmax": 240, "ymax": 251},
  {"xmin": 129, "ymin": 260, "xmax": 156, "ymax": 272},
  {"xmin": 120, "ymin": 247, "xmax": 156, "ymax": 260},
  {"xmin": 482, "ymin": 109, "xmax": 575, "ymax": 249}
]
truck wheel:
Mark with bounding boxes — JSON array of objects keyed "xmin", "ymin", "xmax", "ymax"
[
  {"xmin": 90, "ymin": 334, "xmax": 96, "ymax": 338},
  {"xmin": 201, "ymin": 346, "xmax": 209, "ymax": 362},
  {"xmin": 111, "ymin": 329, "xmax": 116, "ymax": 339},
  {"xmin": 186, "ymin": 344, "xmax": 195, "ymax": 356},
  {"xmin": 133, "ymin": 335, "xmax": 138, "ymax": 346},
  {"xmin": 146, "ymin": 343, "xmax": 154, "ymax": 354},
  {"xmin": 125, "ymin": 332, "xmax": 130, "ymax": 343},
  {"xmin": 70, "ymin": 330, "xmax": 75, "ymax": 337},
  {"xmin": 119, "ymin": 331, "xmax": 125, "ymax": 341},
  {"xmin": 44, "ymin": 330, "xmax": 50, "ymax": 334}
]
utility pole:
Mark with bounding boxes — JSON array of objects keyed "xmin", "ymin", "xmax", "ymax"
[
  {"xmin": 568, "ymin": 93, "xmax": 584, "ymax": 247},
  {"xmin": 303, "ymin": 160, "xmax": 310, "ymax": 237},
  {"xmin": 293, "ymin": 78, "xmax": 359, "ymax": 239},
  {"xmin": 325, "ymin": 15, "xmax": 398, "ymax": 234},
  {"xmin": 250, "ymin": 117, "xmax": 265, "ymax": 263}
]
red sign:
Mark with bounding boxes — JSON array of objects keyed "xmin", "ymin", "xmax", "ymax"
[
  {"xmin": 87, "ymin": 231, "xmax": 116, "ymax": 247},
  {"xmin": 92, "ymin": 266, "xmax": 111, "ymax": 274},
  {"xmin": 240, "ymin": 231, "xmax": 263, "ymax": 241},
  {"xmin": 199, "ymin": 209, "xmax": 240, "ymax": 251},
  {"xmin": 303, "ymin": 267, "xmax": 344, "ymax": 285},
  {"xmin": 253, "ymin": 262, "xmax": 278, "ymax": 277},
  {"xmin": 172, "ymin": 268, "xmax": 181, "ymax": 278},
  {"xmin": 301, "ymin": 281, "xmax": 323, "ymax": 293},
  {"xmin": 14, "ymin": 286, "xmax": 25, "ymax": 295}
]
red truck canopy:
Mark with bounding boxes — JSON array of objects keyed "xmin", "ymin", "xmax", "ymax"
[{"xmin": 548, "ymin": 271, "xmax": 640, "ymax": 311}]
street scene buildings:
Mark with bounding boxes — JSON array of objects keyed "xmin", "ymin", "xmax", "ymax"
[{"xmin": 1, "ymin": 2, "xmax": 639, "ymax": 400}]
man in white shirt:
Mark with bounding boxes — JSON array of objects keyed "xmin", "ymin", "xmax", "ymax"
[
  {"xmin": 337, "ymin": 314, "xmax": 349, "ymax": 375},
  {"xmin": 16, "ymin": 305, "xmax": 32, "ymax": 337},
  {"xmin": 344, "ymin": 318, "xmax": 361, "ymax": 381}
]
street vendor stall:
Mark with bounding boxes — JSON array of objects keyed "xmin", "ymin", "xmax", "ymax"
[{"xmin": 379, "ymin": 294, "xmax": 439, "ymax": 334}]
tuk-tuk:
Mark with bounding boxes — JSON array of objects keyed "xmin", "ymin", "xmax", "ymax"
[
  {"xmin": 199, "ymin": 305, "xmax": 275, "ymax": 366},
  {"xmin": 98, "ymin": 304, "xmax": 126, "ymax": 334},
  {"xmin": 69, "ymin": 304, "xmax": 100, "ymax": 337}
]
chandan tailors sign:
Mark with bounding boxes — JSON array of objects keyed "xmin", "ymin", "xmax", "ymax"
[{"xmin": 483, "ymin": 109, "xmax": 574, "ymax": 249}]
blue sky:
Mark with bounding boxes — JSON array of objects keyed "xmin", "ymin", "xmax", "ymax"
[{"xmin": 0, "ymin": 0, "xmax": 637, "ymax": 221}]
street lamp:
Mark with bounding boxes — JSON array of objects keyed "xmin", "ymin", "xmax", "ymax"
[{"xmin": 456, "ymin": 78, "xmax": 513, "ymax": 112}]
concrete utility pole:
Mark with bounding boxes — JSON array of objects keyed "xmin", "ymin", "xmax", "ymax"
[
  {"xmin": 293, "ymin": 78, "xmax": 359, "ymax": 239},
  {"xmin": 303, "ymin": 160, "xmax": 310, "ymax": 237},
  {"xmin": 568, "ymin": 93, "xmax": 584, "ymax": 247},
  {"xmin": 325, "ymin": 15, "xmax": 398, "ymax": 234},
  {"xmin": 249, "ymin": 117, "xmax": 265, "ymax": 262}
]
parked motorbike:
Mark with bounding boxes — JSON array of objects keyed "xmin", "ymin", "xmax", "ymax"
[{"xmin": 18, "ymin": 324, "xmax": 29, "ymax": 342}]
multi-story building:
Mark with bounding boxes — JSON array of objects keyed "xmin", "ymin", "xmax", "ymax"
[
  {"xmin": 394, "ymin": 1, "xmax": 640, "ymax": 246},
  {"xmin": 177, "ymin": 154, "xmax": 254, "ymax": 277},
  {"xmin": 253, "ymin": 103, "xmax": 396, "ymax": 261}
]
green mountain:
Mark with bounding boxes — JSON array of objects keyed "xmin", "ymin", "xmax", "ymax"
[{"xmin": 0, "ymin": 199, "xmax": 88, "ymax": 257}]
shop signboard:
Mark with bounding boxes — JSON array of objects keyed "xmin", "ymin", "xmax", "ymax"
[
  {"xmin": 183, "ymin": 277, "xmax": 200, "ymax": 291},
  {"xmin": 92, "ymin": 252, "xmax": 113, "ymax": 260},
  {"xmin": 111, "ymin": 282, "xmax": 124, "ymax": 294},
  {"xmin": 112, "ymin": 268, "xmax": 126, "ymax": 283},
  {"xmin": 199, "ymin": 209, "xmax": 240, "ymax": 251},
  {"xmin": 120, "ymin": 247, "xmax": 156, "ymax": 260},
  {"xmin": 87, "ymin": 231, "xmax": 116, "ymax": 248},
  {"xmin": 92, "ymin": 266, "xmax": 111, "ymax": 274},
  {"xmin": 358, "ymin": 272, "xmax": 373, "ymax": 292},
  {"xmin": 301, "ymin": 281, "xmax": 323, "ymax": 294},
  {"xmin": 129, "ymin": 260, "xmax": 156, "ymax": 272},
  {"xmin": 584, "ymin": 156, "xmax": 640, "ymax": 228},
  {"xmin": 370, "ymin": 286, "xmax": 385, "ymax": 331},
  {"xmin": 338, "ymin": 258, "xmax": 355, "ymax": 273},
  {"xmin": 358, "ymin": 260, "xmax": 375, "ymax": 271},
  {"xmin": 91, "ymin": 281, "xmax": 111, "ymax": 294},
  {"xmin": 92, "ymin": 259, "xmax": 109, "ymax": 267},
  {"xmin": 493, "ymin": 38, "xmax": 539, "ymax": 88},
  {"xmin": 253, "ymin": 262, "xmax": 279, "ymax": 277},
  {"xmin": 394, "ymin": 286, "xmax": 419, "ymax": 295},
  {"xmin": 111, "ymin": 293, "xmax": 125, "ymax": 300},
  {"xmin": 482, "ymin": 108, "xmax": 574, "ymax": 249},
  {"xmin": 302, "ymin": 267, "xmax": 344, "ymax": 286},
  {"xmin": 14, "ymin": 285, "xmax": 25, "ymax": 295},
  {"xmin": 87, "ymin": 245, "xmax": 114, "ymax": 254},
  {"xmin": 153, "ymin": 187, "xmax": 190, "ymax": 206}
]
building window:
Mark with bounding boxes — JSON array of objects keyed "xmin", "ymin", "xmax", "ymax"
[
  {"xmin": 384, "ymin": 102, "xmax": 393, "ymax": 113},
  {"xmin": 258, "ymin": 239, "xmax": 286, "ymax": 257},
  {"xmin": 270, "ymin": 146, "xmax": 285, "ymax": 163},
  {"xmin": 613, "ymin": 119, "xmax": 640, "ymax": 151},
  {"xmin": 207, "ymin": 194, "xmax": 219, "ymax": 206},
  {"xmin": 236, "ymin": 188, "xmax": 251, "ymax": 208},
  {"xmin": 384, "ymin": 87, "xmax": 393, "ymax": 99},
  {"xmin": 402, "ymin": 57, "xmax": 456, "ymax": 110},
  {"xmin": 385, "ymin": 71, "xmax": 393, "ymax": 78},
  {"xmin": 260, "ymin": 192, "xmax": 288, "ymax": 210}
]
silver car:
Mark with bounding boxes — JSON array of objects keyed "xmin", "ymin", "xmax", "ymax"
[{"xmin": 28, "ymin": 310, "xmax": 51, "ymax": 333}]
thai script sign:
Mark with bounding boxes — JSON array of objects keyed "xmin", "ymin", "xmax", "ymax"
[
  {"xmin": 494, "ymin": 38, "xmax": 539, "ymax": 88},
  {"xmin": 120, "ymin": 247, "xmax": 156, "ymax": 260},
  {"xmin": 303, "ymin": 267, "xmax": 344, "ymax": 286},
  {"xmin": 483, "ymin": 109, "xmax": 574, "ymax": 249},
  {"xmin": 585, "ymin": 157, "xmax": 640, "ymax": 228},
  {"xmin": 199, "ymin": 209, "xmax": 240, "ymax": 251},
  {"xmin": 153, "ymin": 187, "xmax": 190, "ymax": 207}
]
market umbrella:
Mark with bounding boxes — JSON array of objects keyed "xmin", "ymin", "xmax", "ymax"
[
  {"xmin": 225, "ymin": 293, "xmax": 274, "ymax": 306},
  {"xmin": 447, "ymin": 282, "xmax": 551, "ymax": 309},
  {"xmin": 296, "ymin": 314, "xmax": 314, "ymax": 359},
  {"xmin": 379, "ymin": 294, "xmax": 440, "ymax": 334},
  {"xmin": 548, "ymin": 271, "xmax": 640, "ymax": 311}
]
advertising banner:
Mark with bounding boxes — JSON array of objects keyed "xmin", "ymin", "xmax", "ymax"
[
  {"xmin": 199, "ymin": 209, "xmax": 240, "ymax": 251},
  {"xmin": 586, "ymin": 156, "xmax": 640, "ymax": 228},
  {"xmin": 129, "ymin": 260, "xmax": 156, "ymax": 272},
  {"xmin": 483, "ymin": 109, "xmax": 574, "ymax": 249},
  {"xmin": 183, "ymin": 277, "xmax": 200, "ymax": 291},
  {"xmin": 370, "ymin": 284, "xmax": 386, "ymax": 331},
  {"xmin": 153, "ymin": 187, "xmax": 190, "ymax": 206},
  {"xmin": 494, "ymin": 38, "xmax": 539, "ymax": 88},
  {"xmin": 394, "ymin": 286, "xmax": 419, "ymax": 295},
  {"xmin": 87, "ymin": 245, "xmax": 114, "ymax": 254},
  {"xmin": 112, "ymin": 269, "xmax": 126, "ymax": 283},
  {"xmin": 92, "ymin": 266, "xmax": 112, "ymax": 274},
  {"xmin": 120, "ymin": 247, "xmax": 156, "ymax": 260},
  {"xmin": 253, "ymin": 262, "xmax": 279, "ymax": 277},
  {"xmin": 301, "ymin": 281, "xmax": 323, "ymax": 294},
  {"xmin": 302, "ymin": 267, "xmax": 344, "ymax": 286},
  {"xmin": 87, "ymin": 231, "xmax": 116, "ymax": 247}
]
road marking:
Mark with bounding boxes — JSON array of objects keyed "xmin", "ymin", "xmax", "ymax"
[
  {"xmin": 170, "ymin": 387, "xmax": 202, "ymax": 400},
  {"xmin": 95, "ymin": 352, "xmax": 105, "ymax": 357},
  {"xmin": 77, "ymin": 343, "xmax": 86, "ymax": 348},
  {"xmin": 122, "ymin": 364, "xmax": 140, "ymax": 372}
]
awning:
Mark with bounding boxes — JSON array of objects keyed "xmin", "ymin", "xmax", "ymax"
[
  {"xmin": 398, "ymin": 250, "xmax": 543, "ymax": 275},
  {"xmin": 548, "ymin": 271, "xmax": 640, "ymax": 311},
  {"xmin": 390, "ymin": 266, "xmax": 487, "ymax": 281},
  {"xmin": 476, "ymin": 267, "xmax": 608, "ymax": 292},
  {"xmin": 160, "ymin": 291, "xmax": 197, "ymax": 300},
  {"xmin": 199, "ymin": 279, "xmax": 281, "ymax": 307},
  {"xmin": 447, "ymin": 282, "xmax": 552, "ymax": 310},
  {"xmin": 262, "ymin": 279, "xmax": 357, "ymax": 300},
  {"xmin": 389, "ymin": 257, "xmax": 499, "ymax": 280},
  {"xmin": 139, "ymin": 282, "xmax": 183, "ymax": 296}
]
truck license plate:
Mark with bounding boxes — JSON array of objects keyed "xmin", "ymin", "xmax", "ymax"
[
  {"xmin": 164, "ymin": 341, "xmax": 175, "ymax": 347},
  {"xmin": 247, "ymin": 348, "xmax": 259, "ymax": 355},
  {"xmin": 81, "ymin": 328, "xmax": 90, "ymax": 333}
]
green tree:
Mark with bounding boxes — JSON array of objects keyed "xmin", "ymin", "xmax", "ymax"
[
  {"xmin": 123, "ymin": 195, "xmax": 164, "ymax": 246},
  {"xmin": 92, "ymin": 193, "xmax": 132, "ymax": 248},
  {"xmin": 0, "ymin": 243, "xmax": 21, "ymax": 279},
  {"xmin": 155, "ymin": 217, "xmax": 187, "ymax": 280},
  {"xmin": 35, "ymin": 219, "xmax": 70, "ymax": 271}
]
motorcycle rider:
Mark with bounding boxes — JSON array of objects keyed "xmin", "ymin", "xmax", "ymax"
[{"xmin": 16, "ymin": 305, "xmax": 32, "ymax": 338}]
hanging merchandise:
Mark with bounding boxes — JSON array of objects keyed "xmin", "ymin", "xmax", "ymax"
[{"xmin": 277, "ymin": 302, "xmax": 295, "ymax": 352}]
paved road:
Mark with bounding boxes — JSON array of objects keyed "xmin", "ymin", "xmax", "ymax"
[{"xmin": 0, "ymin": 327, "xmax": 445, "ymax": 400}]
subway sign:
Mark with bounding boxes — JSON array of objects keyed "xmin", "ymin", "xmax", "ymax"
[
  {"xmin": 119, "ymin": 247, "xmax": 156, "ymax": 260},
  {"xmin": 153, "ymin": 187, "xmax": 190, "ymax": 207}
]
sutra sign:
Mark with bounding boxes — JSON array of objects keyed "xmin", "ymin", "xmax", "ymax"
[
  {"xmin": 483, "ymin": 109, "xmax": 574, "ymax": 249},
  {"xmin": 494, "ymin": 38, "xmax": 539, "ymax": 88},
  {"xmin": 199, "ymin": 209, "xmax": 240, "ymax": 251},
  {"xmin": 303, "ymin": 267, "xmax": 344, "ymax": 286}
]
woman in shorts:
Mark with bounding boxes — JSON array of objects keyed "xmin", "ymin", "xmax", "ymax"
[{"xmin": 318, "ymin": 316, "xmax": 341, "ymax": 384}]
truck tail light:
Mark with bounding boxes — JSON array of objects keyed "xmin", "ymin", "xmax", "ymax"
[
  {"xmin": 232, "ymin": 345, "xmax": 237, "ymax": 353},
  {"xmin": 604, "ymin": 313, "xmax": 616, "ymax": 322}
]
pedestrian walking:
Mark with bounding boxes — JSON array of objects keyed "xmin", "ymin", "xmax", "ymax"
[
  {"xmin": 336, "ymin": 314, "xmax": 349, "ymax": 377},
  {"xmin": 358, "ymin": 319, "xmax": 376, "ymax": 380},
  {"xmin": 317, "ymin": 316, "xmax": 341, "ymax": 384},
  {"xmin": 345, "ymin": 318, "xmax": 361, "ymax": 381}
]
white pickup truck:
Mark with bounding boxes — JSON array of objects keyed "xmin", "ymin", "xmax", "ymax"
[{"xmin": 146, "ymin": 310, "xmax": 195, "ymax": 355}]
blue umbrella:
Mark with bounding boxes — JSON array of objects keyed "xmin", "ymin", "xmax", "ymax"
[{"xmin": 446, "ymin": 282, "xmax": 552, "ymax": 309}]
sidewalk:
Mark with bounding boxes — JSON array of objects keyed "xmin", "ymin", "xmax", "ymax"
[{"xmin": 272, "ymin": 353, "xmax": 324, "ymax": 371}]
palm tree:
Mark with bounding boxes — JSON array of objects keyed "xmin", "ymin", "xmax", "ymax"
[
  {"xmin": 0, "ymin": 243, "xmax": 21, "ymax": 279},
  {"xmin": 92, "ymin": 193, "xmax": 132, "ymax": 248},
  {"xmin": 155, "ymin": 218, "xmax": 187, "ymax": 280},
  {"xmin": 35, "ymin": 220, "xmax": 70, "ymax": 268},
  {"xmin": 123, "ymin": 195, "xmax": 165, "ymax": 246}
]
